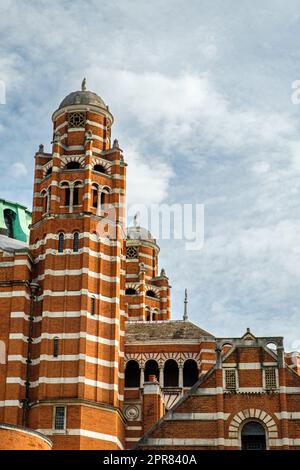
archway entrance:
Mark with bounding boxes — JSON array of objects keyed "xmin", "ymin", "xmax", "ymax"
[{"xmin": 241, "ymin": 421, "xmax": 266, "ymax": 450}]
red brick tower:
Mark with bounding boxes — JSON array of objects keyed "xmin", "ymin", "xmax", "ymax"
[
  {"xmin": 125, "ymin": 225, "xmax": 171, "ymax": 321},
  {"xmin": 27, "ymin": 80, "xmax": 126, "ymax": 449}
]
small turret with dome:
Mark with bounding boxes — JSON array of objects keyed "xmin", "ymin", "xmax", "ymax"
[{"xmin": 125, "ymin": 215, "xmax": 171, "ymax": 322}]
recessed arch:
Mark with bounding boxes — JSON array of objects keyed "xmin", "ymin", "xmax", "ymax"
[
  {"xmin": 228, "ymin": 409, "xmax": 278, "ymax": 442},
  {"xmin": 164, "ymin": 359, "xmax": 179, "ymax": 387},
  {"xmin": 4, "ymin": 209, "xmax": 16, "ymax": 238},
  {"xmin": 241, "ymin": 421, "xmax": 266, "ymax": 450},
  {"xmin": 125, "ymin": 288, "xmax": 137, "ymax": 295},
  {"xmin": 183, "ymin": 359, "xmax": 198, "ymax": 387},
  {"xmin": 145, "ymin": 359, "xmax": 159, "ymax": 382},
  {"xmin": 65, "ymin": 161, "xmax": 81, "ymax": 170},
  {"xmin": 125, "ymin": 360, "xmax": 140, "ymax": 388},
  {"xmin": 146, "ymin": 290, "xmax": 157, "ymax": 298},
  {"xmin": 94, "ymin": 164, "xmax": 107, "ymax": 174}
]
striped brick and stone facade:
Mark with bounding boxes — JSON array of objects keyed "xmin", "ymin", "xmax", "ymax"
[{"xmin": 1, "ymin": 81, "xmax": 300, "ymax": 451}]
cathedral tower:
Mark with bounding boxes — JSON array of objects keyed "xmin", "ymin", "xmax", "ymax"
[{"xmin": 27, "ymin": 81, "xmax": 127, "ymax": 449}]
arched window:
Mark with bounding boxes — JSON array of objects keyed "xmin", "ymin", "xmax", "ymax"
[
  {"xmin": 73, "ymin": 181, "xmax": 82, "ymax": 206},
  {"xmin": 183, "ymin": 359, "xmax": 198, "ymax": 387},
  {"xmin": 92, "ymin": 186, "xmax": 98, "ymax": 208},
  {"xmin": 101, "ymin": 187, "xmax": 110, "ymax": 206},
  {"xmin": 65, "ymin": 187, "xmax": 70, "ymax": 206},
  {"xmin": 45, "ymin": 167, "xmax": 52, "ymax": 176},
  {"xmin": 73, "ymin": 187, "xmax": 79, "ymax": 206},
  {"xmin": 146, "ymin": 290, "xmax": 156, "ymax": 298},
  {"xmin": 53, "ymin": 337, "xmax": 59, "ymax": 357},
  {"xmin": 58, "ymin": 233, "xmax": 64, "ymax": 253},
  {"xmin": 90, "ymin": 296, "xmax": 96, "ymax": 315},
  {"xmin": 241, "ymin": 421, "xmax": 266, "ymax": 450},
  {"xmin": 66, "ymin": 161, "xmax": 81, "ymax": 170},
  {"xmin": 4, "ymin": 209, "xmax": 16, "ymax": 238},
  {"xmin": 164, "ymin": 359, "xmax": 179, "ymax": 387},
  {"xmin": 94, "ymin": 164, "xmax": 106, "ymax": 174},
  {"xmin": 144, "ymin": 360, "xmax": 159, "ymax": 382},
  {"xmin": 125, "ymin": 288, "xmax": 137, "ymax": 295},
  {"xmin": 73, "ymin": 232, "xmax": 79, "ymax": 252},
  {"xmin": 125, "ymin": 360, "xmax": 140, "ymax": 388}
]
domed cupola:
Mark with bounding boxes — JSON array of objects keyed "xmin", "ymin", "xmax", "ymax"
[{"xmin": 51, "ymin": 79, "xmax": 113, "ymax": 153}]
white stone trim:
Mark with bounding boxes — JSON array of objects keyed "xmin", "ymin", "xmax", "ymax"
[{"xmin": 37, "ymin": 428, "xmax": 123, "ymax": 449}]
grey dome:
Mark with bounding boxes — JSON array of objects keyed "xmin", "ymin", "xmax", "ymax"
[
  {"xmin": 127, "ymin": 226, "xmax": 155, "ymax": 242},
  {"xmin": 58, "ymin": 90, "xmax": 107, "ymax": 110}
]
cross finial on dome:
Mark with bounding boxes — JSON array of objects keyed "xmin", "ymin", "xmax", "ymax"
[{"xmin": 81, "ymin": 78, "xmax": 87, "ymax": 91}]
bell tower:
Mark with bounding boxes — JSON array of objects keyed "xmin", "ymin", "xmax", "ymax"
[{"xmin": 28, "ymin": 81, "xmax": 127, "ymax": 449}]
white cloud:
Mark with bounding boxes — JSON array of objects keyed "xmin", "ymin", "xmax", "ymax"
[{"xmin": 9, "ymin": 162, "xmax": 28, "ymax": 178}]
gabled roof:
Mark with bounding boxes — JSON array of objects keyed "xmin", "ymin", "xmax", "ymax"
[{"xmin": 125, "ymin": 320, "xmax": 214, "ymax": 343}]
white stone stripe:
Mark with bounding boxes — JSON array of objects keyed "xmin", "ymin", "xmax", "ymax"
[
  {"xmin": 30, "ymin": 231, "xmax": 121, "ymax": 249},
  {"xmin": 37, "ymin": 428, "xmax": 123, "ymax": 449},
  {"xmin": 6, "ymin": 376, "xmax": 121, "ymax": 391},
  {"xmin": 0, "ymin": 260, "xmax": 31, "ymax": 269},
  {"xmin": 0, "ymin": 291, "xmax": 30, "ymax": 300},
  {"xmin": 37, "ymin": 290, "xmax": 119, "ymax": 304},
  {"xmin": 125, "ymin": 438, "xmax": 140, "ymax": 442},
  {"xmin": 35, "ymin": 268, "xmax": 119, "ymax": 283},
  {"xmin": 126, "ymin": 426, "xmax": 142, "ymax": 430},
  {"xmin": 0, "ymin": 400, "xmax": 21, "ymax": 407},
  {"xmin": 275, "ymin": 412, "xmax": 300, "ymax": 419},
  {"xmin": 34, "ymin": 248, "xmax": 121, "ymax": 263},
  {"xmin": 166, "ymin": 412, "xmax": 231, "ymax": 421},
  {"xmin": 196, "ymin": 386, "xmax": 300, "ymax": 395},
  {"xmin": 10, "ymin": 310, "xmax": 120, "ymax": 325},
  {"xmin": 7, "ymin": 354, "xmax": 120, "ymax": 369},
  {"xmin": 223, "ymin": 362, "xmax": 277, "ymax": 369},
  {"xmin": 9, "ymin": 332, "xmax": 121, "ymax": 347}
]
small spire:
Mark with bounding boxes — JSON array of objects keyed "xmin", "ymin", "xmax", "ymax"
[
  {"xmin": 183, "ymin": 288, "xmax": 188, "ymax": 321},
  {"xmin": 81, "ymin": 78, "xmax": 87, "ymax": 91},
  {"xmin": 113, "ymin": 138, "xmax": 119, "ymax": 149},
  {"xmin": 133, "ymin": 213, "xmax": 139, "ymax": 228}
]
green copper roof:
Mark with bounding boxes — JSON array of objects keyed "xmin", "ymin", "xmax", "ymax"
[{"xmin": 0, "ymin": 198, "xmax": 31, "ymax": 243}]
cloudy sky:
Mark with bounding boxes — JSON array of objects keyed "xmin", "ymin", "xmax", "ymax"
[{"xmin": 1, "ymin": 0, "xmax": 300, "ymax": 350}]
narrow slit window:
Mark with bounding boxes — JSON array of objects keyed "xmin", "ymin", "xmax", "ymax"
[
  {"xmin": 91, "ymin": 296, "xmax": 95, "ymax": 315},
  {"xmin": 53, "ymin": 337, "xmax": 59, "ymax": 357},
  {"xmin": 54, "ymin": 406, "xmax": 65, "ymax": 430},
  {"xmin": 73, "ymin": 232, "xmax": 79, "ymax": 252},
  {"xmin": 58, "ymin": 233, "xmax": 64, "ymax": 253}
]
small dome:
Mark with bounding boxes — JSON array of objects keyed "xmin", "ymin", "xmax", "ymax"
[
  {"xmin": 127, "ymin": 226, "xmax": 154, "ymax": 242},
  {"xmin": 58, "ymin": 90, "xmax": 107, "ymax": 110}
]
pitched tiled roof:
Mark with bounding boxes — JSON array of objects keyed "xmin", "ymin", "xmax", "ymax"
[{"xmin": 125, "ymin": 320, "xmax": 213, "ymax": 343}]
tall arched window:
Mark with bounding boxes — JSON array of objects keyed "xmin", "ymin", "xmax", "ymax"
[
  {"xmin": 144, "ymin": 360, "xmax": 159, "ymax": 382},
  {"xmin": 92, "ymin": 185, "xmax": 98, "ymax": 208},
  {"xmin": 164, "ymin": 359, "xmax": 179, "ymax": 387},
  {"xmin": 4, "ymin": 209, "xmax": 15, "ymax": 238},
  {"xmin": 241, "ymin": 421, "xmax": 266, "ymax": 450},
  {"xmin": 58, "ymin": 233, "xmax": 64, "ymax": 253},
  {"xmin": 125, "ymin": 360, "xmax": 140, "ymax": 388},
  {"xmin": 73, "ymin": 232, "xmax": 79, "ymax": 252},
  {"xmin": 183, "ymin": 359, "xmax": 198, "ymax": 387}
]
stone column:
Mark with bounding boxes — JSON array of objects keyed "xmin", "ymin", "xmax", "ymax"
[
  {"xmin": 69, "ymin": 184, "xmax": 74, "ymax": 214},
  {"xmin": 179, "ymin": 365, "xmax": 184, "ymax": 388},
  {"xmin": 140, "ymin": 367, "xmax": 145, "ymax": 388},
  {"xmin": 159, "ymin": 367, "xmax": 164, "ymax": 388},
  {"xmin": 96, "ymin": 189, "xmax": 102, "ymax": 216}
]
